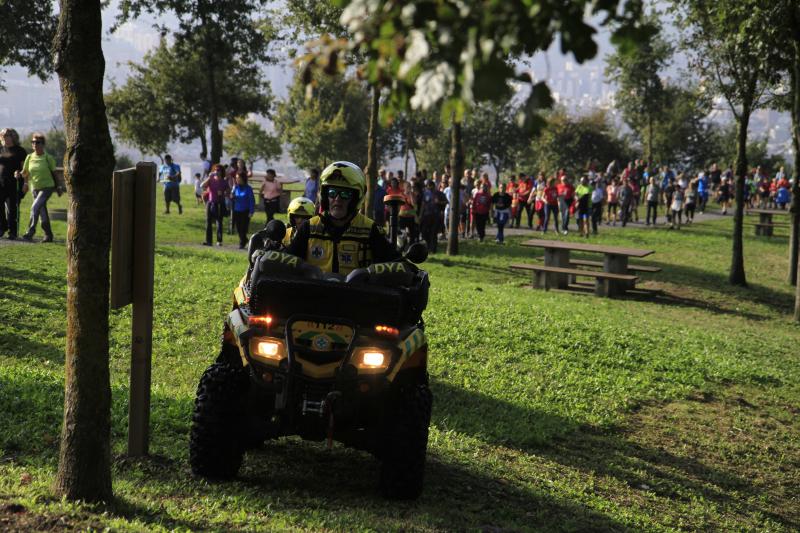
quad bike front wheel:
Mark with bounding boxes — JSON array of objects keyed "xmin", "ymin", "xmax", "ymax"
[
  {"xmin": 379, "ymin": 381, "xmax": 433, "ymax": 499},
  {"xmin": 189, "ymin": 361, "xmax": 249, "ymax": 479}
]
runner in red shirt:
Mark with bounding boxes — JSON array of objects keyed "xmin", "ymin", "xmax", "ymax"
[
  {"xmin": 556, "ymin": 175, "xmax": 575, "ymax": 234},
  {"xmin": 472, "ymin": 183, "xmax": 492, "ymax": 242},
  {"xmin": 515, "ymin": 173, "xmax": 533, "ymax": 228},
  {"xmin": 506, "ymin": 174, "xmax": 518, "ymax": 223},
  {"xmin": 543, "ymin": 177, "xmax": 559, "ymax": 233}
]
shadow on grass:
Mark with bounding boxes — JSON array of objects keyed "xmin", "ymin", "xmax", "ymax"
[
  {"xmin": 0, "ymin": 265, "xmax": 66, "ymax": 287},
  {"xmin": 639, "ymin": 260, "xmax": 794, "ymax": 314},
  {"xmin": 3, "ymin": 359, "xmax": 795, "ymax": 530},
  {"xmin": 625, "ymin": 289, "xmax": 769, "ymax": 322},
  {"xmin": 235, "ymin": 440, "xmax": 631, "ymax": 532},
  {"xmin": 430, "ymin": 381, "xmax": 799, "ymax": 528},
  {"xmin": 0, "ymin": 333, "xmax": 64, "ymax": 364}
]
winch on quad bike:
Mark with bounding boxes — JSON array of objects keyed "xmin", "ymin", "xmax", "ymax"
[{"xmin": 189, "ymin": 219, "xmax": 432, "ymax": 500}]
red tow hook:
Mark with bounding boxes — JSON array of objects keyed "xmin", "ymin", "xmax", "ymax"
[{"xmin": 324, "ymin": 391, "xmax": 342, "ymax": 450}]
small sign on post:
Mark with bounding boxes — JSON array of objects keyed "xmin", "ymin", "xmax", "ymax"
[{"xmin": 111, "ymin": 162, "xmax": 157, "ymax": 457}]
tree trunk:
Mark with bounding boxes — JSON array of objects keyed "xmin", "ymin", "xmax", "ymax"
[
  {"xmin": 208, "ymin": 89, "xmax": 223, "ymax": 164},
  {"xmin": 788, "ymin": 39, "xmax": 800, "ymax": 288},
  {"xmin": 52, "ymin": 0, "xmax": 116, "ymax": 502},
  {"xmin": 447, "ymin": 120, "xmax": 464, "ymax": 256},
  {"xmin": 200, "ymin": 18, "xmax": 222, "ymax": 165},
  {"xmin": 364, "ymin": 85, "xmax": 379, "ymax": 217},
  {"xmin": 791, "ymin": 35, "xmax": 800, "ymax": 320},
  {"xmin": 404, "ymin": 117, "xmax": 411, "ymax": 179},
  {"xmin": 647, "ymin": 112, "xmax": 653, "ymax": 163},
  {"xmin": 199, "ymin": 132, "xmax": 208, "ymax": 159},
  {"xmin": 730, "ymin": 107, "xmax": 750, "ymax": 287}
]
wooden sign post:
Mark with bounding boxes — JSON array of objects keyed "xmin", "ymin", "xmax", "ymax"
[{"xmin": 111, "ymin": 162, "xmax": 157, "ymax": 457}]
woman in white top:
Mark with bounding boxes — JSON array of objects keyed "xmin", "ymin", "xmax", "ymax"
[{"xmin": 670, "ymin": 186, "xmax": 685, "ymax": 230}]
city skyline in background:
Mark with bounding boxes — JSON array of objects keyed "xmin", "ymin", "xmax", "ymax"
[{"xmin": 1, "ymin": 2, "xmax": 793, "ymax": 178}]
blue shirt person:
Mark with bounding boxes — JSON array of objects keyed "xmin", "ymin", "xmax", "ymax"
[
  {"xmin": 231, "ymin": 177, "xmax": 256, "ymax": 248},
  {"xmin": 159, "ymin": 154, "xmax": 183, "ymax": 214},
  {"xmin": 304, "ymin": 169, "xmax": 319, "ymax": 204}
]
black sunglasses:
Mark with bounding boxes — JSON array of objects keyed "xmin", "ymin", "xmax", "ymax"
[
  {"xmin": 32, "ymin": 140, "xmax": 44, "ymax": 144},
  {"xmin": 327, "ymin": 187, "xmax": 354, "ymax": 200}
]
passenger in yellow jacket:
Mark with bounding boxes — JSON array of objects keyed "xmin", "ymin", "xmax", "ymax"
[{"xmin": 286, "ymin": 161, "xmax": 399, "ymax": 274}]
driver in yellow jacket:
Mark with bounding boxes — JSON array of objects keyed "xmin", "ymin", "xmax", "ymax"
[{"xmin": 286, "ymin": 161, "xmax": 399, "ymax": 274}]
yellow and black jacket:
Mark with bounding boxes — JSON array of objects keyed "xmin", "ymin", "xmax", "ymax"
[{"xmin": 286, "ymin": 212, "xmax": 400, "ymax": 275}]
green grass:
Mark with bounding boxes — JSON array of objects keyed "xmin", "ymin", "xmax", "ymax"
[{"xmin": 1, "ymin": 190, "xmax": 799, "ymax": 531}]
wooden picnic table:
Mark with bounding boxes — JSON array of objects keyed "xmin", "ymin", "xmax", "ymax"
[
  {"xmin": 520, "ymin": 239, "xmax": 655, "ymax": 296},
  {"xmin": 746, "ymin": 209, "xmax": 790, "ymax": 236}
]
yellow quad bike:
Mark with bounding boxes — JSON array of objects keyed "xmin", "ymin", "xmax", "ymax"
[{"xmin": 189, "ymin": 221, "xmax": 432, "ymax": 499}]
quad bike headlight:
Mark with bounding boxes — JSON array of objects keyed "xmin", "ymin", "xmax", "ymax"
[
  {"xmin": 249, "ymin": 336, "xmax": 286, "ymax": 365},
  {"xmin": 353, "ymin": 348, "xmax": 390, "ymax": 372}
]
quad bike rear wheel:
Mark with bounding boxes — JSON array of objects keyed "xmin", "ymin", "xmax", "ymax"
[
  {"xmin": 189, "ymin": 361, "xmax": 249, "ymax": 479},
  {"xmin": 379, "ymin": 381, "xmax": 433, "ymax": 499}
]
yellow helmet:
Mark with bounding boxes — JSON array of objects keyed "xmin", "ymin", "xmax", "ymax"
[
  {"xmin": 319, "ymin": 161, "xmax": 367, "ymax": 211},
  {"xmin": 287, "ymin": 196, "xmax": 315, "ymax": 218}
]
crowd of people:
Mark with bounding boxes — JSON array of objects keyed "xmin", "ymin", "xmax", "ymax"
[
  {"xmin": 0, "ymin": 128, "xmax": 63, "ymax": 243},
  {"xmin": 163, "ymin": 153, "xmax": 286, "ymax": 249},
  {"xmin": 3, "ymin": 131, "xmax": 796, "ymax": 251},
  {"xmin": 352, "ymin": 159, "xmax": 798, "ymax": 248}
]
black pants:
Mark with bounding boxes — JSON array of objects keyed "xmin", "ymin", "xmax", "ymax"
[
  {"xmin": 514, "ymin": 203, "xmax": 532, "ymax": 228},
  {"xmin": 646, "ymin": 201, "xmax": 658, "ymax": 225},
  {"xmin": 420, "ymin": 215, "xmax": 439, "ymax": 254},
  {"xmin": 263, "ymin": 197, "xmax": 280, "ymax": 222},
  {"xmin": 591, "ymin": 201, "xmax": 603, "ymax": 233},
  {"xmin": 0, "ymin": 183, "xmax": 18, "ymax": 238},
  {"xmin": 474, "ymin": 213, "xmax": 488, "ymax": 241},
  {"xmin": 399, "ymin": 216, "xmax": 418, "ymax": 244},
  {"xmin": 206, "ymin": 201, "xmax": 224, "ymax": 244},
  {"xmin": 621, "ymin": 201, "xmax": 631, "ymax": 227},
  {"xmin": 685, "ymin": 203, "xmax": 695, "ymax": 221},
  {"xmin": 664, "ymin": 195, "xmax": 673, "ymax": 222},
  {"xmin": 232, "ymin": 211, "xmax": 251, "ymax": 247}
]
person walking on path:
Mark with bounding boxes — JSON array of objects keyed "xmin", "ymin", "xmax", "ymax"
[
  {"xmin": 0, "ymin": 128, "xmax": 27, "ymax": 240},
  {"xmin": 304, "ymin": 168, "xmax": 319, "ymax": 206},
  {"xmin": 557, "ymin": 174, "xmax": 575, "ymax": 235},
  {"xmin": 606, "ymin": 177, "xmax": 619, "ymax": 225},
  {"xmin": 20, "ymin": 133, "xmax": 58, "ymax": 242},
  {"xmin": 419, "ymin": 179, "xmax": 441, "ymax": 253},
  {"xmin": 718, "ymin": 176, "xmax": 732, "ymax": 215},
  {"xmin": 542, "ymin": 177, "xmax": 559, "ymax": 233},
  {"xmin": 684, "ymin": 178, "xmax": 698, "ymax": 224},
  {"xmin": 515, "ymin": 173, "xmax": 533, "ymax": 228},
  {"xmin": 574, "ymin": 176, "xmax": 592, "ymax": 238},
  {"xmin": 200, "ymin": 151, "xmax": 211, "ymax": 180},
  {"xmin": 201, "ymin": 165, "xmax": 230, "ymax": 246},
  {"xmin": 590, "ymin": 177, "xmax": 604, "ymax": 235},
  {"xmin": 663, "ymin": 177, "xmax": 675, "ymax": 224},
  {"xmin": 697, "ymin": 171, "xmax": 709, "ymax": 214},
  {"xmin": 491, "ymin": 183, "xmax": 512, "ymax": 244},
  {"xmin": 472, "ymin": 182, "xmax": 492, "ymax": 242},
  {"xmin": 619, "ymin": 178, "xmax": 633, "ymax": 227},
  {"xmin": 645, "ymin": 176, "xmax": 660, "ymax": 226},
  {"xmin": 231, "ymin": 173, "xmax": 255, "ymax": 249},
  {"xmin": 259, "ymin": 168, "xmax": 282, "ymax": 223},
  {"xmin": 159, "ymin": 154, "xmax": 183, "ymax": 214},
  {"xmin": 670, "ymin": 185, "xmax": 685, "ymax": 230},
  {"xmin": 193, "ymin": 172, "xmax": 203, "ymax": 205}
]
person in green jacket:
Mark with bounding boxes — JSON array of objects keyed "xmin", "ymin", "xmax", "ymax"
[{"xmin": 21, "ymin": 132, "xmax": 58, "ymax": 242}]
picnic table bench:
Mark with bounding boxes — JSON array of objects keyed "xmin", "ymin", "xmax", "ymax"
[
  {"xmin": 514, "ymin": 239, "xmax": 656, "ymax": 297},
  {"xmin": 510, "ymin": 263, "xmax": 638, "ymax": 297},
  {"xmin": 747, "ymin": 209, "xmax": 790, "ymax": 236}
]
